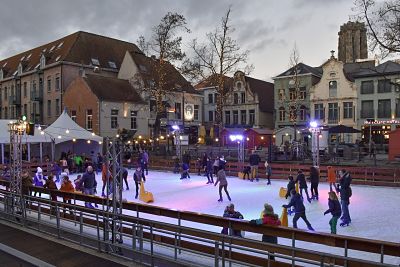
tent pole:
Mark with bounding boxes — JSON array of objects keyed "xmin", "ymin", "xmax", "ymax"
[
  {"xmin": 0, "ymin": 144, "xmax": 3, "ymax": 164},
  {"xmin": 51, "ymin": 141, "xmax": 55, "ymax": 162},
  {"xmin": 27, "ymin": 143, "xmax": 31, "ymax": 162},
  {"xmin": 39, "ymin": 143, "xmax": 43, "ymax": 163}
]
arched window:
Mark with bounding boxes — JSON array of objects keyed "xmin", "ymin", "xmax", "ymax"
[{"xmin": 279, "ymin": 107, "xmax": 285, "ymax": 121}]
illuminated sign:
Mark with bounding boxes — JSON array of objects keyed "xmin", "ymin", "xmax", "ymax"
[
  {"xmin": 184, "ymin": 104, "xmax": 194, "ymax": 121},
  {"xmin": 364, "ymin": 119, "xmax": 400, "ymax": 125}
]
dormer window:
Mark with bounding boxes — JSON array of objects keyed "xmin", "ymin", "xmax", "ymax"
[
  {"xmin": 91, "ymin": 58, "xmax": 100, "ymax": 66},
  {"xmin": 18, "ymin": 63, "xmax": 23, "ymax": 75},
  {"xmin": 40, "ymin": 54, "xmax": 46, "ymax": 69},
  {"xmin": 108, "ymin": 61, "xmax": 117, "ymax": 69}
]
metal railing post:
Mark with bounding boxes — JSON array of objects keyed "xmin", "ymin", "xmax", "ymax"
[
  {"xmin": 56, "ymin": 204, "xmax": 60, "ymax": 239},
  {"xmin": 79, "ymin": 211, "xmax": 83, "ymax": 245},
  {"xmin": 96, "ymin": 212, "xmax": 101, "ymax": 252},
  {"xmin": 150, "ymin": 224, "xmax": 154, "ymax": 267},
  {"xmin": 214, "ymin": 241, "xmax": 219, "ymax": 267}
]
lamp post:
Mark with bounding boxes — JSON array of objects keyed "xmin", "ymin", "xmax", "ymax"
[
  {"xmin": 229, "ymin": 134, "xmax": 244, "ymax": 164},
  {"xmin": 309, "ymin": 121, "xmax": 321, "ymax": 167}
]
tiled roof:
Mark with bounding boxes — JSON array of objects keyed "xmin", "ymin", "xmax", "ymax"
[
  {"xmin": 194, "ymin": 74, "xmax": 233, "ymax": 91},
  {"xmin": 275, "ymin": 63, "xmax": 322, "ymax": 78},
  {"xmin": 129, "ymin": 51, "xmax": 198, "ymax": 94},
  {"xmin": 0, "ymin": 31, "xmax": 140, "ymax": 79},
  {"xmin": 83, "ymin": 74, "xmax": 144, "ymax": 103},
  {"xmin": 245, "ymin": 76, "xmax": 274, "ymax": 113},
  {"xmin": 351, "ymin": 60, "xmax": 400, "ymax": 78}
]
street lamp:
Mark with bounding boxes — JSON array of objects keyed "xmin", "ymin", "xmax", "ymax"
[
  {"xmin": 309, "ymin": 121, "xmax": 322, "ymax": 167},
  {"xmin": 230, "ymin": 134, "xmax": 244, "ymax": 163}
]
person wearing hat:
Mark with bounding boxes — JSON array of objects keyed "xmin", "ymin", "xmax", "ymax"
[
  {"xmin": 221, "ymin": 204, "xmax": 244, "ymax": 237},
  {"xmin": 33, "ymin": 167, "xmax": 45, "ymax": 197},
  {"xmin": 249, "ymin": 203, "xmax": 281, "ymax": 260}
]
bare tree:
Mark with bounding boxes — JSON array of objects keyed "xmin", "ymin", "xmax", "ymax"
[
  {"xmin": 183, "ymin": 7, "xmax": 250, "ymax": 132},
  {"xmin": 354, "ymin": 0, "xmax": 400, "ymax": 57},
  {"xmin": 135, "ymin": 12, "xmax": 190, "ymax": 137}
]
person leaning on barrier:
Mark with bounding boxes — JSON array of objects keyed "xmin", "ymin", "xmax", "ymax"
[{"xmin": 21, "ymin": 171, "xmax": 33, "ymax": 197}]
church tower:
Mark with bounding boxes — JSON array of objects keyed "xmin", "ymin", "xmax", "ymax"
[{"xmin": 338, "ymin": 21, "xmax": 368, "ymax": 63}]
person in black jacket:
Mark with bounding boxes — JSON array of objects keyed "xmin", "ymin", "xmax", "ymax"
[
  {"xmin": 296, "ymin": 170, "xmax": 311, "ymax": 203},
  {"xmin": 283, "ymin": 190, "xmax": 314, "ymax": 231},
  {"xmin": 285, "ymin": 176, "xmax": 295, "ymax": 199},
  {"xmin": 205, "ymin": 157, "xmax": 214, "ymax": 184},
  {"xmin": 81, "ymin": 166, "xmax": 97, "ymax": 208},
  {"xmin": 309, "ymin": 166, "xmax": 320, "ymax": 200},
  {"xmin": 324, "ymin": 191, "xmax": 342, "ymax": 234},
  {"xmin": 337, "ymin": 169, "xmax": 352, "ymax": 226},
  {"xmin": 249, "ymin": 151, "xmax": 261, "ymax": 181}
]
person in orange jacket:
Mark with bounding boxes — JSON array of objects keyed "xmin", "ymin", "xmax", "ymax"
[
  {"xmin": 60, "ymin": 174, "xmax": 75, "ymax": 215},
  {"xmin": 101, "ymin": 162, "xmax": 112, "ymax": 197},
  {"xmin": 327, "ymin": 166, "xmax": 337, "ymax": 192}
]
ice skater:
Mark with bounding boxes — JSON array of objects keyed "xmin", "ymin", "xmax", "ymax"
[
  {"xmin": 309, "ymin": 166, "xmax": 319, "ymax": 200},
  {"xmin": 285, "ymin": 176, "xmax": 295, "ymax": 199},
  {"xmin": 180, "ymin": 162, "xmax": 190, "ymax": 179},
  {"xmin": 337, "ymin": 169, "xmax": 352, "ymax": 227},
  {"xmin": 283, "ymin": 190, "xmax": 314, "ymax": 231},
  {"xmin": 264, "ymin": 161, "xmax": 272, "ymax": 185},
  {"xmin": 134, "ymin": 166, "xmax": 145, "ymax": 199},
  {"xmin": 242, "ymin": 165, "xmax": 251, "ymax": 180},
  {"xmin": 249, "ymin": 151, "xmax": 261, "ymax": 181},
  {"xmin": 327, "ymin": 166, "xmax": 338, "ymax": 192},
  {"xmin": 296, "ymin": 169, "xmax": 311, "ymax": 203},
  {"xmin": 215, "ymin": 166, "xmax": 231, "ymax": 202},
  {"xmin": 205, "ymin": 157, "xmax": 214, "ymax": 184},
  {"xmin": 324, "ymin": 191, "xmax": 341, "ymax": 234}
]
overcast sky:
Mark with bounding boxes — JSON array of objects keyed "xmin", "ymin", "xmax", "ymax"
[{"xmin": 0, "ymin": 0, "xmax": 356, "ymax": 81}]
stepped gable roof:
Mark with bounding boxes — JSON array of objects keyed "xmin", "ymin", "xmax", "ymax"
[
  {"xmin": 244, "ymin": 76, "xmax": 274, "ymax": 113},
  {"xmin": 83, "ymin": 74, "xmax": 144, "ymax": 103},
  {"xmin": 194, "ymin": 74, "xmax": 233, "ymax": 91},
  {"xmin": 0, "ymin": 31, "xmax": 140, "ymax": 79},
  {"xmin": 351, "ymin": 60, "xmax": 400, "ymax": 78},
  {"xmin": 129, "ymin": 51, "xmax": 198, "ymax": 94},
  {"xmin": 275, "ymin": 62, "xmax": 322, "ymax": 78}
]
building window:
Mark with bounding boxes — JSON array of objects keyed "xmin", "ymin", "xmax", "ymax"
[
  {"xmin": 194, "ymin": 105, "xmax": 199, "ymax": 120},
  {"xmin": 289, "ymin": 88, "xmax": 296, "ymax": 100},
  {"xmin": 233, "ymin": 93, "xmax": 239, "ymax": 104},
  {"xmin": 378, "ymin": 99, "xmax": 391, "ymax": 118},
  {"xmin": 289, "ymin": 106, "xmax": 297, "ymax": 121},
  {"xmin": 299, "ymin": 105, "xmax": 306, "ymax": 121},
  {"xmin": 241, "ymin": 92, "xmax": 245, "ymax": 104},
  {"xmin": 86, "ymin": 109, "xmax": 93, "ymax": 130},
  {"xmin": 225, "ymin": 111, "xmax": 231, "ymax": 125},
  {"xmin": 378, "ymin": 79, "xmax": 392, "ymax": 93},
  {"xmin": 23, "ymin": 82, "xmax": 27, "ymax": 98},
  {"xmin": 130, "ymin": 111, "xmax": 137, "ymax": 130},
  {"xmin": 329, "ymin": 81, "xmax": 337, "ymax": 98},
  {"xmin": 233, "ymin": 110, "xmax": 239, "ymax": 124},
  {"xmin": 343, "ymin": 102, "xmax": 353, "ymax": 119},
  {"xmin": 208, "ymin": 93, "xmax": 213, "ymax": 104},
  {"xmin": 278, "ymin": 89, "xmax": 285, "ymax": 101},
  {"xmin": 361, "ymin": 80, "xmax": 374, "ymax": 94},
  {"xmin": 23, "ymin": 104, "xmax": 27, "ymax": 118},
  {"xmin": 314, "ymin": 104, "xmax": 324, "ymax": 120},
  {"xmin": 55, "ymin": 98, "xmax": 60, "ymax": 115},
  {"xmin": 299, "ymin": 87, "xmax": 306, "ymax": 100},
  {"xmin": 240, "ymin": 110, "xmax": 246, "ymax": 124},
  {"xmin": 175, "ymin": 102, "xmax": 181, "ymax": 119},
  {"xmin": 361, "ymin": 100, "xmax": 374, "ymax": 118},
  {"xmin": 71, "ymin": 110, "xmax": 77, "ymax": 122},
  {"xmin": 249, "ymin": 109, "xmax": 255, "ymax": 125},
  {"xmin": 47, "ymin": 76, "xmax": 51, "ymax": 92},
  {"xmin": 47, "ymin": 100, "xmax": 51, "ymax": 117},
  {"xmin": 279, "ymin": 107, "xmax": 285, "ymax": 121},
  {"xmin": 55, "ymin": 74, "xmax": 60, "ymax": 91},
  {"xmin": 111, "ymin": 109, "xmax": 118, "ymax": 129},
  {"xmin": 328, "ymin": 103, "xmax": 339, "ymax": 123},
  {"xmin": 208, "ymin": 110, "xmax": 214, "ymax": 121}
]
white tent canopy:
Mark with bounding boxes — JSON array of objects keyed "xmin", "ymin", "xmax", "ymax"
[
  {"xmin": 44, "ymin": 110, "xmax": 103, "ymax": 144},
  {"xmin": 0, "ymin": 120, "xmax": 52, "ymax": 144}
]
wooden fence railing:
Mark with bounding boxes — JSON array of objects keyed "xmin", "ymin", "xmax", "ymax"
[{"xmin": 0, "ymin": 180, "xmax": 398, "ymax": 267}]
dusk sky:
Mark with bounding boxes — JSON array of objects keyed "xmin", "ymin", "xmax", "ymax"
[{"xmin": 0, "ymin": 0, "xmax": 358, "ymax": 81}]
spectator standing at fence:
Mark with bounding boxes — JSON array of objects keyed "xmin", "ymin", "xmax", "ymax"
[
  {"xmin": 337, "ymin": 169, "xmax": 352, "ymax": 227},
  {"xmin": 327, "ymin": 166, "xmax": 337, "ymax": 192},
  {"xmin": 283, "ymin": 190, "xmax": 314, "ymax": 231},
  {"xmin": 324, "ymin": 191, "xmax": 341, "ymax": 234},
  {"xmin": 309, "ymin": 166, "xmax": 320, "ymax": 200},
  {"xmin": 81, "ymin": 166, "xmax": 97, "ymax": 209},
  {"xmin": 249, "ymin": 151, "xmax": 261, "ymax": 182},
  {"xmin": 264, "ymin": 161, "xmax": 272, "ymax": 185},
  {"xmin": 21, "ymin": 171, "xmax": 33, "ymax": 198},
  {"xmin": 44, "ymin": 175, "xmax": 58, "ymax": 202},
  {"xmin": 33, "ymin": 167, "xmax": 45, "ymax": 197},
  {"xmin": 60, "ymin": 174, "xmax": 75, "ymax": 216},
  {"xmin": 215, "ymin": 166, "xmax": 231, "ymax": 202},
  {"xmin": 221, "ymin": 204, "xmax": 244, "ymax": 237},
  {"xmin": 249, "ymin": 203, "xmax": 281, "ymax": 260},
  {"xmin": 296, "ymin": 170, "xmax": 311, "ymax": 203}
]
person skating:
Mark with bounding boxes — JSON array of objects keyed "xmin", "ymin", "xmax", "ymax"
[
  {"xmin": 337, "ymin": 169, "xmax": 352, "ymax": 227},
  {"xmin": 180, "ymin": 162, "xmax": 190, "ymax": 179},
  {"xmin": 221, "ymin": 204, "xmax": 244, "ymax": 237},
  {"xmin": 81, "ymin": 166, "xmax": 97, "ymax": 208},
  {"xmin": 309, "ymin": 166, "xmax": 319, "ymax": 200},
  {"xmin": 324, "ymin": 191, "xmax": 341, "ymax": 234},
  {"xmin": 205, "ymin": 157, "xmax": 214, "ymax": 184},
  {"xmin": 215, "ymin": 166, "xmax": 231, "ymax": 202},
  {"xmin": 213, "ymin": 157, "xmax": 220, "ymax": 175},
  {"xmin": 121, "ymin": 166, "xmax": 129, "ymax": 190},
  {"xmin": 33, "ymin": 167, "xmax": 45, "ymax": 197},
  {"xmin": 142, "ymin": 150, "xmax": 149, "ymax": 176},
  {"xmin": 327, "ymin": 166, "xmax": 338, "ymax": 192},
  {"xmin": 283, "ymin": 190, "xmax": 314, "ymax": 231},
  {"xmin": 242, "ymin": 165, "xmax": 251, "ymax": 180},
  {"xmin": 249, "ymin": 151, "xmax": 261, "ymax": 181},
  {"xmin": 264, "ymin": 161, "xmax": 272, "ymax": 185},
  {"xmin": 285, "ymin": 176, "xmax": 295, "ymax": 199},
  {"xmin": 249, "ymin": 203, "xmax": 281, "ymax": 260},
  {"xmin": 101, "ymin": 162, "xmax": 112, "ymax": 197},
  {"xmin": 296, "ymin": 169, "xmax": 311, "ymax": 203},
  {"xmin": 134, "ymin": 166, "xmax": 145, "ymax": 199}
]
